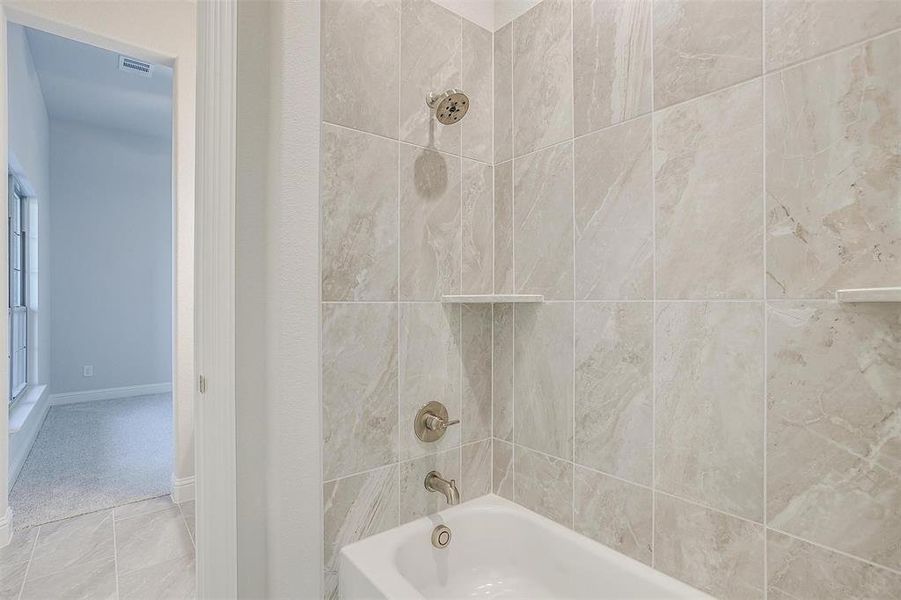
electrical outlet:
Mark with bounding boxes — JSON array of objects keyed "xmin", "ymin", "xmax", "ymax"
[{"xmin": 83, "ymin": 365, "xmax": 93, "ymax": 377}]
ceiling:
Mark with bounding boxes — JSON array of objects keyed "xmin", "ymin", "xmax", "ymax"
[{"xmin": 25, "ymin": 26, "xmax": 173, "ymax": 140}]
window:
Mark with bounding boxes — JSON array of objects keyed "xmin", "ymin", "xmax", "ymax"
[{"xmin": 9, "ymin": 176, "xmax": 27, "ymax": 402}]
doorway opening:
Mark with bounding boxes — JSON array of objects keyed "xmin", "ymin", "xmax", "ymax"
[{"xmin": 5, "ymin": 21, "xmax": 194, "ymax": 597}]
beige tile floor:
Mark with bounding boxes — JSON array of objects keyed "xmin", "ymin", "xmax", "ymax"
[{"xmin": 0, "ymin": 496, "xmax": 194, "ymax": 600}]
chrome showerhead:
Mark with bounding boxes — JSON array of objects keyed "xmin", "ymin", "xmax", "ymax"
[{"xmin": 426, "ymin": 89, "xmax": 469, "ymax": 125}]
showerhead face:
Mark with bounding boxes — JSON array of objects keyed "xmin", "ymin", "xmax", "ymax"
[{"xmin": 427, "ymin": 89, "xmax": 469, "ymax": 125}]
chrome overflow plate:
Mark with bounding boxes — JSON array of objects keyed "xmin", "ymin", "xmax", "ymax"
[
  {"xmin": 431, "ymin": 524, "xmax": 452, "ymax": 549},
  {"xmin": 414, "ymin": 401, "xmax": 460, "ymax": 442}
]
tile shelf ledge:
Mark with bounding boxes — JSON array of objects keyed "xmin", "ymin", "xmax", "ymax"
[
  {"xmin": 441, "ymin": 294, "xmax": 544, "ymax": 304},
  {"xmin": 835, "ymin": 287, "xmax": 901, "ymax": 303}
]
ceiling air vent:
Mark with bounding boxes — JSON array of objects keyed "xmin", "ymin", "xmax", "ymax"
[{"xmin": 119, "ymin": 56, "xmax": 153, "ymax": 78}]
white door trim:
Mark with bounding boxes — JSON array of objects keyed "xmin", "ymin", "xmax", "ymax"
[{"xmin": 195, "ymin": 0, "xmax": 238, "ymax": 597}]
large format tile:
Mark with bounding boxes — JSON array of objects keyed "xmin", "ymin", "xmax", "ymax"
[
  {"xmin": 765, "ymin": 32, "xmax": 901, "ymax": 299},
  {"xmin": 21, "ymin": 557, "xmax": 116, "ymax": 600},
  {"xmin": 512, "ymin": 0, "xmax": 573, "ymax": 156},
  {"xmin": 462, "ymin": 439, "xmax": 492, "ymax": 500},
  {"xmin": 767, "ymin": 301, "xmax": 901, "ymax": 570},
  {"xmin": 493, "ymin": 22, "xmax": 513, "ymax": 164},
  {"xmin": 28, "ymin": 510, "xmax": 114, "ymax": 579},
  {"xmin": 574, "ymin": 117, "xmax": 653, "ymax": 300},
  {"xmin": 322, "ymin": 125, "xmax": 398, "ymax": 302},
  {"xmin": 514, "ymin": 142, "xmax": 574, "ymax": 300},
  {"xmin": 766, "ymin": 0, "xmax": 901, "ymax": 71},
  {"xmin": 462, "ymin": 304, "xmax": 492, "ymax": 443},
  {"xmin": 399, "ymin": 303, "xmax": 461, "ymax": 460},
  {"xmin": 655, "ymin": 494, "xmax": 765, "ymax": 600},
  {"xmin": 0, "ymin": 528, "xmax": 36, "ymax": 569},
  {"xmin": 514, "ymin": 303, "xmax": 573, "ymax": 461},
  {"xmin": 179, "ymin": 501, "xmax": 195, "ymax": 541},
  {"xmin": 462, "ymin": 20, "xmax": 492, "ymax": 163},
  {"xmin": 119, "ymin": 554, "xmax": 195, "ymax": 600},
  {"xmin": 767, "ymin": 530, "xmax": 901, "ymax": 600},
  {"xmin": 323, "ymin": 465, "xmax": 399, "ymax": 573},
  {"xmin": 114, "ymin": 495, "xmax": 175, "ymax": 521},
  {"xmin": 0, "ymin": 561, "xmax": 27, "ymax": 600},
  {"xmin": 573, "ymin": 466, "xmax": 652, "ymax": 565},
  {"xmin": 573, "ymin": 0, "xmax": 651, "ymax": 135},
  {"xmin": 462, "ymin": 160, "xmax": 493, "ymax": 295},
  {"xmin": 493, "ymin": 161, "xmax": 514, "ymax": 294},
  {"xmin": 574, "ymin": 302, "xmax": 652, "ymax": 485},
  {"xmin": 514, "ymin": 445, "xmax": 573, "ymax": 527},
  {"xmin": 492, "ymin": 303, "xmax": 514, "ymax": 442},
  {"xmin": 399, "ymin": 145, "xmax": 462, "ymax": 301},
  {"xmin": 655, "ymin": 80, "xmax": 763, "ymax": 300},
  {"xmin": 653, "ymin": 0, "xmax": 762, "ymax": 108},
  {"xmin": 493, "ymin": 439, "xmax": 514, "ymax": 500},
  {"xmin": 655, "ymin": 302, "xmax": 764, "ymax": 521},
  {"xmin": 400, "ymin": 0, "xmax": 461, "ymax": 154},
  {"xmin": 399, "ymin": 448, "xmax": 461, "ymax": 523},
  {"xmin": 322, "ymin": 0, "xmax": 399, "ymax": 138},
  {"xmin": 322, "ymin": 303, "xmax": 398, "ymax": 480},
  {"xmin": 115, "ymin": 506, "xmax": 194, "ymax": 574}
]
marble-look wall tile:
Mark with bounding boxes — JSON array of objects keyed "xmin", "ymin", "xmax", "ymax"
[
  {"xmin": 492, "ymin": 303, "xmax": 514, "ymax": 442},
  {"xmin": 514, "ymin": 142, "xmax": 574, "ymax": 300},
  {"xmin": 573, "ymin": 466, "xmax": 652, "ymax": 565},
  {"xmin": 322, "ymin": 465, "xmax": 399, "ymax": 573},
  {"xmin": 493, "ymin": 439, "xmax": 514, "ymax": 500},
  {"xmin": 399, "ymin": 447, "xmax": 461, "ymax": 523},
  {"xmin": 514, "ymin": 445, "xmax": 573, "ymax": 527},
  {"xmin": 322, "ymin": 0, "xmax": 399, "ymax": 138},
  {"xmin": 767, "ymin": 301, "xmax": 901, "ymax": 570},
  {"xmin": 655, "ymin": 493, "xmax": 765, "ymax": 600},
  {"xmin": 321, "ymin": 125, "xmax": 398, "ymax": 301},
  {"xmin": 399, "ymin": 0, "xmax": 461, "ymax": 154},
  {"xmin": 653, "ymin": 0, "xmax": 762, "ymax": 109},
  {"xmin": 462, "ymin": 439, "xmax": 492, "ymax": 500},
  {"xmin": 574, "ymin": 302, "xmax": 652, "ymax": 485},
  {"xmin": 462, "ymin": 160, "xmax": 493, "ymax": 295},
  {"xmin": 767, "ymin": 530, "xmax": 901, "ymax": 600},
  {"xmin": 399, "ymin": 145, "xmax": 461, "ymax": 300},
  {"xmin": 574, "ymin": 117, "xmax": 653, "ymax": 300},
  {"xmin": 493, "ymin": 160, "xmax": 514, "ymax": 294},
  {"xmin": 766, "ymin": 0, "xmax": 901, "ymax": 71},
  {"xmin": 512, "ymin": 0, "xmax": 573, "ymax": 156},
  {"xmin": 462, "ymin": 20, "xmax": 492, "ymax": 163},
  {"xmin": 515, "ymin": 303, "xmax": 573, "ymax": 460},
  {"xmin": 462, "ymin": 304, "xmax": 492, "ymax": 443},
  {"xmin": 655, "ymin": 302, "xmax": 764, "ymax": 521},
  {"xmin": 655, "ymin": 80, "xmax": 763, "ymax": 300},
  {"xmin": 494, "ymin": 23, "xmax": 513, "ymax": 164},
  {"xmin": 765, "ymin": 33, "xmax": 901, "ymax": 299},
  {"xmin": 399, "ymin": 303, "xmax": 461, "ymax": 460},
  {"xmin": 322, "ymin": 304, "xmax": 398, "ymax": 480},
  {"xmin": 573, "ymin": 0, "xmax": 651, "ymax": 135}
]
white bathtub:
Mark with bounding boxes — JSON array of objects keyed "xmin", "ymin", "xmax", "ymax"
[{"xmin": 339, "ymin": 494, "xmax": 711, "ymax": 599}]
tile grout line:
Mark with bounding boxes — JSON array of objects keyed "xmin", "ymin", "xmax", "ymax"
[
  {"xmin": 761, "ymin": 1, "xmax": 768, "ymax": 597},
  {"xmin": 111, "ymin": 512, "xmax": 120, "ymax": 598},
  {"xmin": 569, "ymin": 0, "xmax": 576, "ymax": 531},
  {"xmin": 17, "ymin": 525, "xmax": 41, "ymax": 600},
  {"xmin": 396, "ymin": 0, "xmax": 403, "ymax": 531},
  {"xmin": 649, "ymin": 0, "xmax": 657, "ymax": 569},
  {"xmin": 510, "ymin": 12, "xmax": 516, "ymax": 507}
]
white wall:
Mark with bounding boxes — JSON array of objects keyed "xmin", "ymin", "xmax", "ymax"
[
  {"xmin": 49, "ymin": 119, "xmax": 171, "ymax": 394},
  {"xmin": 7, "ymin": 23, "xmax": 50, "ymax": 388}
]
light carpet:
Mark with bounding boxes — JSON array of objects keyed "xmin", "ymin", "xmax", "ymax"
[{"xmin": 10, "ymin": 393, "xmax": 172, "ymax": 530}]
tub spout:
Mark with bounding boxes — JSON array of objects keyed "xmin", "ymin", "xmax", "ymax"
[{"xmin": 424, "ymin": 471, "xmax": 460, "ymax": 506}]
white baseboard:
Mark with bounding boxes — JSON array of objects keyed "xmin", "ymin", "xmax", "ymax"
[
  {"xmin": 171, "ymin": 475, "xmax": 195, "ymax": 503},
  {"xmin": 0, "ymin": 508, "xmax": 11, "ymax": 548},
  {"xmin": 49, "ymin": 383, "xmax": 172, "ymax": 406}
]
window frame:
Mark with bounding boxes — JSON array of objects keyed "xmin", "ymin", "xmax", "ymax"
[{"xmin": 8, "ymin": 175, "xmax": 28, "ymax": 403}]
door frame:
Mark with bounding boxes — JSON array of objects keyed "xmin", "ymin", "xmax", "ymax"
[{"xmin": 0, "ymin": 1, "xmax": 238, "ymax": 596}]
